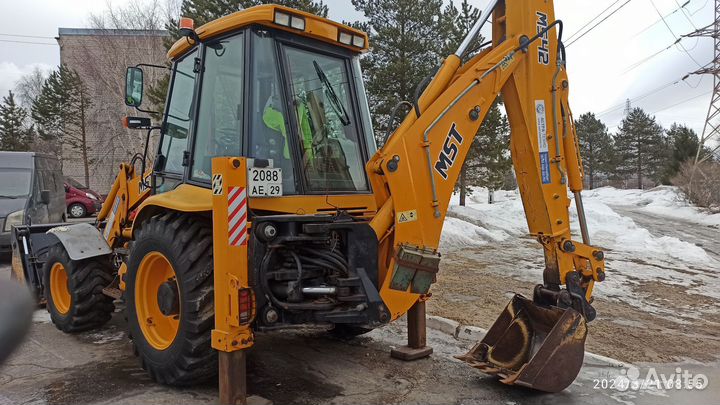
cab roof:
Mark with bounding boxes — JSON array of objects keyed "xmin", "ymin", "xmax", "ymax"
[{"xmin": 168, "ymin": 4, "xmax": 369, "ymax": 60}]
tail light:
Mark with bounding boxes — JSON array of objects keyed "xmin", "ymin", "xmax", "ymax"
[{"xmin": 238, "ymin": 288, "xmax": 256, "ymax": 325}]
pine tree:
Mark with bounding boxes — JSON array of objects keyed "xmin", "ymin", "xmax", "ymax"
[
  {"xmin": 575, "ymin": 112, "xmax": 614, "ymax": 189},
  {"xmin": 457, "ymin": 101, "xmax": 512, "ymax": 205},
  {"xmin": 662, "ymin": 123, "xmax": 701, "ymax": 184},
  {"xmin": 352, "ymin": 0, "xmax": 447, "ymax": 140},
  {"xmin": 32, "ymin": 66, "xmax": 93, "ymax": 187},
  {"xmin": 439, "ymin": 0, "xmax": 481, "ymax": 57},
  {"xmin": 0, "ymin": 91, "xmax": 33, "ymax": 151},
  {"xmin": 613, "ymin": 107, "xmax": 666, "ymax": 189}
]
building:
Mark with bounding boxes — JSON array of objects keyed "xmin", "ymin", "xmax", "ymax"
[{"xmin": 57, "ymin": 28, "xmax": 168, "ymax": 193}]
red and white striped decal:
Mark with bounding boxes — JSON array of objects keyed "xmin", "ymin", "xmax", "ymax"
[{"xmin": 227, "ymin": 186, "xmax": 248, "ymax": 246}]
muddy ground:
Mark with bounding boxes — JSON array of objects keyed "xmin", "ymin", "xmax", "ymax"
[
  {"xmin": 429, "ymin": 206, "xmax": 720, "ymax": 364},
  {"xmin": 2, "ymin": 206, "xmax": 719, "ymax": 404}
]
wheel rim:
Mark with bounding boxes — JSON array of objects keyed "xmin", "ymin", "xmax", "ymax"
[
  {"xmin": 50, "ymin": 263, "xmax": 71, "ymax": 315},
  {"xmin": 136, "ymin": 252, "xmax": 180, "ymax": 350},
  {"xmin": 70, "ymin": 205, "xmax": 84, "ymax": 217}
]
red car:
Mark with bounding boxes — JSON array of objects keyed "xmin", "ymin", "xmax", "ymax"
[{"xmin": 64, "ymin": 177, "xmax": 103, "ymax": 218}]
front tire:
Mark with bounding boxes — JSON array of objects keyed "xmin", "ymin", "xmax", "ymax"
[
  {"xmin": 43, "ymin": 245, "xmax": 115, "ymax": 332},
  {"xmin": 68, "ymin": 203, "xmax": 87, "ymax": 218},
  {"xmin": 126, "ymin": 212, "xmax": 216, "ymax": 386}
]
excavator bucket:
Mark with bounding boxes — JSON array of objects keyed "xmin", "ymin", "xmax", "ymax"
[{"xmin": 457, "ymin": 294, "xmax": 587, "ymax": 393}]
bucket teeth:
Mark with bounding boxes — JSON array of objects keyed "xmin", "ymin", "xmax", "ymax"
[{"xmin": 457, "ymin": 294, "xmax": 587, "ymax": 393}]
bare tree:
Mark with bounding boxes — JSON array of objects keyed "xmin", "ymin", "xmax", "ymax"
[
  {"xmin": 14, "ymin": 66, "xmax": 49, "ymax": 110},
  {"xmin": 56, "ymin": 0, "xmax": 170, "ymax": 190}
]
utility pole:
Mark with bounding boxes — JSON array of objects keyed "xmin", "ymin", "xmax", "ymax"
[
  {"xmin": 685, "ymin": 1, "xmax": 720, "ymax": 165},
  {"xmin": 683, "ymin": 1, "xmax": 720, "ymax": 197}
]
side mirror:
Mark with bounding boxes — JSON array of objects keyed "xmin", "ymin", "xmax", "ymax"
[
  {"xmin": 125, "ymin": 67, "xmax": 144, "ymax": 107},
  {"xmin": 64, "ymin": 184, "xmax": 69, "ymax": 192},
  {"xmin": 40, "ymin": 190, "xmax": 50, "ymax": 205}
]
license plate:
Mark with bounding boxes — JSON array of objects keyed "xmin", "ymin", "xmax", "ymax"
[{"xmin": 248, "ymin": 167, "xmax": 282, "ymax": 197}]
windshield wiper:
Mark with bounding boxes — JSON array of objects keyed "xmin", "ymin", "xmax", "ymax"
[{"xmin": 313, "ymin": 61, "xmax": 351, "ymax": 126}]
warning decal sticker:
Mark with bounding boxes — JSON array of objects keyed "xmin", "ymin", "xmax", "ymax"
[
  {"xmin": 397, "ymin": 210, "xmax": 418, "ymax": 224},
  {"xmin": 227, "ymin": 186, "xmax": 248, "ymax": 246}
]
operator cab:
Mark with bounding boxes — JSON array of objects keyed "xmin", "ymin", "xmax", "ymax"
[{"xmin": 126, "ymin": 6, "xmax": 376, "ymax": 200}]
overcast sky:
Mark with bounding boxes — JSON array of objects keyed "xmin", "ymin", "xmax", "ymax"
[{"xmin": 0, "ymin": 0, "xmax": 714, "ymax": 136}]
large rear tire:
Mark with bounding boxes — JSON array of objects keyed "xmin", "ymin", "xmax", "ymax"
[
  {"xmin": 126, "ymin": 212, "xmax": 216, "ymax": 386},
  {"xmin": 43, "ymin": 245, "xmax": 115, "ymax": 333}
]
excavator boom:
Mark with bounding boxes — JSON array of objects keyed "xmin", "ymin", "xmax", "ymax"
[{"xmin": 367, "ymin": 0, "xmax": 606, "ymax": 391}]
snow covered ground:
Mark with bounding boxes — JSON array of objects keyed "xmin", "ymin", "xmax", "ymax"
[
  {"xmin": 440, "ymin": 186, "xmax": 720, "ymax": 313},
  {"xmin": 585, "ymin": 186, "xmax": 720, "ymax": 227}
]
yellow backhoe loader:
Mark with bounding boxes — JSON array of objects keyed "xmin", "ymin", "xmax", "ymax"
[{"xmin": 12, "ymin": 0, "xmax": 606, "ymax": 402}]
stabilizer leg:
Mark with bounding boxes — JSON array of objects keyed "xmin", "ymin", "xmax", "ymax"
[
  {"xmin": 390, "ymin": 300, "xmax": 433, "ymax": 361},
  {"xmin": 218, "ymin": 350, "xmax": 272, "ymax": 405}
]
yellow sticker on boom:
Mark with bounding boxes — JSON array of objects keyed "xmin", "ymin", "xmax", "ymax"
[{"xmin": 397, "ymin": 210, "xmax": 418, "ymax": 224}]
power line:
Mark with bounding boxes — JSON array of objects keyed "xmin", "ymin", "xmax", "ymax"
[
  {"xmin": 649, "ymin": 0, "xmax": 704, "ymax": 68},
  {"xmin": 0, "ymin": 38, "xmax": 57, "ymax": 46},
  {"xmin": 622, "ymin": 38, "xmax": 683, "ymax": 73},
  {"xmin": 650, "ymin": 90, "xmax": 711, "ymax": 114},
  {"xmin": 566, "ymin": 0, "xmax": 623, "ymax": 43},
  {"xmin": 0, "ymin": 33, "xmax": 55, "ymax": 40},
  {"xmin": 690, "ymin": 0, "xmax": 710, "ymax": 15},
  {"xmin": 631, "ymin": 0, "xmax": 692, "ymax": 38},
  {"xmin": 597, "ymin": 78, "xmax": 682, "ymax": 117},
  {"xmin": 674, "ymin": 0, "xmax": 699, "ymax": 29},
  {"xmin": 607, "ymin": 90, "xmax": 711, "ymax": 131},
  {"xmin": 597, "ymin": 70, "xmax": 708, "ymax": 117},
  {"xmin": 566, "ymin": 0, "xmax": 635, "ymax": 47}
]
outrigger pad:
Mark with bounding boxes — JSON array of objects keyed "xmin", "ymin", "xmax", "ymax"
[{"xmin": 457, "ymin": 294, "xmax": 587, "ymax": 393}]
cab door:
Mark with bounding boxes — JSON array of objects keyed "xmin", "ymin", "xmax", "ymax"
[
  {"xmin": 154, "ymin": 49, "xmax": 199, "ymax": 193},
  {"xmin": 188, "ymin": 31, "xmax": 245, "ymax": 184}
]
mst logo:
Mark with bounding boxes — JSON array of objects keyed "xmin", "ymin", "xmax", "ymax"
[
  {"xmin": 434, "ymin": 123, "xmax": 464, "ymax": 180},
  {"xmin": 536, "ymin": 11, "xmax": 550, "ymax": 65}
]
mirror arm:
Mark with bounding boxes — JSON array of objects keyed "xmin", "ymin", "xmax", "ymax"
[
  {"xmin": 134, "ymin": 105, "xmax": 161, "ymax": 115},
  {"xmin": 135, "ymin": 63, "xmax": 171, "ymax": 71}
]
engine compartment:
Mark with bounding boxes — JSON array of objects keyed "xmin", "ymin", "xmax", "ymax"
[{"xmin": 250, "ymin": 213, "xmax": 389, "ymax": 331}]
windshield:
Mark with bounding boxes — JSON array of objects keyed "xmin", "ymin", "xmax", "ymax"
[
  {"xmin": 0, "ymin": 170, "xmax": 31, "ymax": 198},
  {"xmin": 65, "ymin": 177, "xmax": 87, "ymax": 189},
  {"xmin": 283, "ymin": 46, "xmax": 369, "ymax": 192}
]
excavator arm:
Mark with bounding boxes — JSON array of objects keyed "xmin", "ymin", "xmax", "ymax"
[{"xmin": 367, "ymin": 0, "xmax": 605, "ymax": 392}]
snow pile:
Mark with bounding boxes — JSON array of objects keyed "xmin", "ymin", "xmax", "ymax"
[
  {"xmin": 441, "ymin": 187, "xmax": 714, "ymax": 265},
  {"xmin": 585, "ymin": 186, "xmax": 720, "ymax": 227},
  {"xmin": 570, "ymin": 198, "xmax": 712, "ymax": 264},
  {"xmin": 441, "ymin": 189, "xmax": 527, "ymax": 247}
]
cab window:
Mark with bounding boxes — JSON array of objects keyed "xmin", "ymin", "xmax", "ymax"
[
  {"xmin": 161, "ymin": 50, "xmax": 197, "ymax": 174},
  {"xmin": 283, "ymin": 46, "xmax": 368, "ymax": 192},
  {"xmin": 192, "ymin": 33, "xmax": 244, "ymax": 181},
  {"xmin": 248, "ymin": 30, "xmax": 297, "ymax": 194}
]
